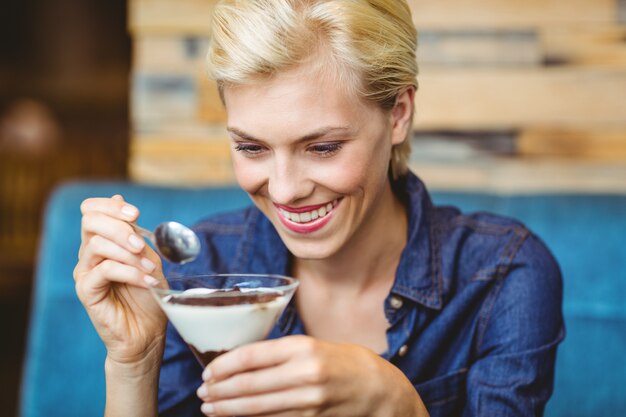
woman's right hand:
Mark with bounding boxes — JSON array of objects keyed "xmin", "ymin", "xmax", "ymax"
[{"xmin": 74, "ymin": 194, "xmax": 168, "ymax": 367}]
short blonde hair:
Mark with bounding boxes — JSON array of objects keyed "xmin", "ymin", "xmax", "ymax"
[{"xmin": 207, "ymin": 0, "xmax": 418, "ymax": 178}]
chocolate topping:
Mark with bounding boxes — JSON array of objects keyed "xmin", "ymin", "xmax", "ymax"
[{"xmin": 167, "ymin": 288, "xmax": 282, "ymax": 307}]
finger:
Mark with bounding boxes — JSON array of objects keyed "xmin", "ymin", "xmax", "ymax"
[
  {"xmin": 206, "ymin": 336, "xmax": 316, "ymax": 382},
  {"xmin": 75, "ymin": 259, "xmax": 155, "ymax": 306},
  {"xmin": 200, "ymin": 386, "xmax": 325, "ymax": 417},
  {"xmin": 81, "ymin": 211, "xmax": 146, "ymax": 254},
  {"xmin": 80, "ymin": 196, "xmax": 139, "ymax": 221},
  {"xmin": 80, "ymin": 234, "xmax": 157, "ymax": 273},
  {"xmin": 198, "ymin": 357, "xmax": 324, "ymax": 401}
]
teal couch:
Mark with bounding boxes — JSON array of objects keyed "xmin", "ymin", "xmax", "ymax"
[{"xmin": 20, "ymin": 181, "xmax": 626, "ymax": 417}]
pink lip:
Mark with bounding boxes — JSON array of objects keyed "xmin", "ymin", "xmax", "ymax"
[{"xmin": 274, "ymin": 200, "xmax": 340, "ymax": 234}]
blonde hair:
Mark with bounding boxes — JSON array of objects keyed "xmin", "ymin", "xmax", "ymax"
[{"xmin": 207, "ymin": 0, "xmax": 418, "ymax": 178}]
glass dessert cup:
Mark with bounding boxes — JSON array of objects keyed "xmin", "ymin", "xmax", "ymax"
[{"xmin": 150, "ymin": 274, "xmax": 299, "ymax": 367}]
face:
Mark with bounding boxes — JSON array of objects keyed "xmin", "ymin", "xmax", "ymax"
[{"xmin": 223, "ymin": 65, "xmax": 411, "ymax": 260}]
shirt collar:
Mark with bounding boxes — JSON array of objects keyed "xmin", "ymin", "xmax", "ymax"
[
  {"xmin": 237, "ymin": 170, "xmax": 442, "ymax": 311},
  {"xmin": 391, "ymin": 172, "xmax": 443, "ymax": 310}
]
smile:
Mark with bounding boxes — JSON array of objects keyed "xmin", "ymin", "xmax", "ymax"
[{"xmin": 274, "ymin": 199, "xmax": 341, "ymax": 233}]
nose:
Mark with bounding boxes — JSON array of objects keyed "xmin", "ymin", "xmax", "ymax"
[{"xmin": 267, "ymin": 153, "xmax": 313, "ymax": 205}]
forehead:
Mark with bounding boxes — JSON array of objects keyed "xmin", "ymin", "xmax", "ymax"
[{"xmin": 222, "ymin": 64, "xmax": 374, "ymax": 139}]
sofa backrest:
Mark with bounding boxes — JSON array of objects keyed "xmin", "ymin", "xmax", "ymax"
[{"xmin": 20, "ymin": 181, "xmax": 626, "ymax": 417}]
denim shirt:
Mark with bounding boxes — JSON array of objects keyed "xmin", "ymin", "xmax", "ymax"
[{"xmin": 159, "ymin": 172, "xmax": 565, "ymax": 417}]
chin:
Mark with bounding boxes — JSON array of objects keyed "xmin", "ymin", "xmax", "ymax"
[{"xmin": 280, "ymin": 234, "xmax": 342, "ymax": 260}]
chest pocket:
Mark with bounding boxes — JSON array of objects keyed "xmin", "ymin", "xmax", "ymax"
[{"xmin": 414, "ymin": 368, "xmax": 468, "ymax": 417}]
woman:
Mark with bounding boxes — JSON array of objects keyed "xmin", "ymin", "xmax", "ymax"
[{"xmin": 74, "ymin": 1, "xmax": 564, "ymax": 416}]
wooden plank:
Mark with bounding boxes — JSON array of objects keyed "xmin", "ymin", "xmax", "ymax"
[
  {"xmin": 133, "ymin": 36, "xmax": 208, "ymax": 73},
  {"xmin": 130, "ymin": 134, "xmax": 235, "ymax": 185},
  {"xmin": 418, "ymin": 30, "xmax": 541, "ymax": 67},
  {"xmin": 412, "ymin": 159, "xmax": 626, "ymax": 193},
  {"xmin": 518, "ymin": 128, "xmax": 626, "ymax": 160},
  {"xmin": 415, "ymin": 67, "xmax": 626, "ymax": 130},
  {"xmin": 409, "ymin": 0, "xmax": 617, "ymax": 29},
  {"xmin": 129, "ymin": 0, "xmax": 618, "ymax": 34},
  {"xmin": 540, "ymin": 26, "xmax": 626, "ymax": 67},
  {"xmin": 128, "ymin": 0, "xmax": 218, "ymax": 35}
]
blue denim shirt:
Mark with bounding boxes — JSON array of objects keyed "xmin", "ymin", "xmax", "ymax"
[{"xmin": 159, "ymin": 172, "xmax": 565, "ymax": 417}]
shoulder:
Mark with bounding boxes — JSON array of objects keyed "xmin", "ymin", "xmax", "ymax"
[
  {"xmin": 431, "ymin": 205, "xmax": 563, "ymax": 350},
  {"xmin": 433, "ymin": 205, "xmax": 536, "ymax": 284}
]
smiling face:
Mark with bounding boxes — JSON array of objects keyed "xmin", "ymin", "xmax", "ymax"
[{"xmin": 223, "ymin": 65, "xmax": 412, "ymax": 260}]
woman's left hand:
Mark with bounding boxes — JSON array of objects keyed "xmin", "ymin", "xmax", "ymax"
[{"xmin": 196, "ymin": 335, "xmax": 429, "ymax": 417}]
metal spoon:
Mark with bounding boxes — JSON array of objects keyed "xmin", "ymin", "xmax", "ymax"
[{"xmin": 130, "ymin": 222, "xmax": 201, "ymax": 264}]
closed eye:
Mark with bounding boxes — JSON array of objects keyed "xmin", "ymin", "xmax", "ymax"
[
  {"xmin": 234, "ymin": 142, "xmax": 266, "ymax": 156},
  {"xmin": 308, "ymin": 142, "xmax": 343, "ymax": 157}
]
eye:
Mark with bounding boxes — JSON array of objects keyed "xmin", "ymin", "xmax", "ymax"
[
  {"xmin": 234, "ymin": 142, "xmax": 266, "ymax": 156},
  {"xmin": 308, "ymin": 142, "xmax": 343, "ymax": 157}
]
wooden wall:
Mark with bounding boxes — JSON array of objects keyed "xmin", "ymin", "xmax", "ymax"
[{"xmin": 128, "ymin": 0, "xmax": 626, "ymax": 192}]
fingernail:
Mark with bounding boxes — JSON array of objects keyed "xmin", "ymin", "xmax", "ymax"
[
  {"xmin": 121, "ymin": 205, "xmax": 138, "ymax": 218},
  {"xmin": 143, "ymin": 276, "xmax": 159, "ymax": 287},
  {"xmin": 200, "ymin": 403, "xmax": 214, "ymax": 414},
  {"xmin": 196, "ymin": 384, "xmax": 208, "ymax": 398},
  {"xmin": 128, "ymin": 234, "xmax": 144, "ymax": 250},
  {"xmin": 202, "ymin": 367, "xmax": 212, "ymax": 381},
  {"xmin": 141, "ymin": 257, "xmax": 156, "ymax": 272}
]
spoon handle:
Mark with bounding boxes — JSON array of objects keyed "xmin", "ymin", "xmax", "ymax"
[{"xmin": 129, "ymin": 222, "xmax": 156, "ymax": 244}]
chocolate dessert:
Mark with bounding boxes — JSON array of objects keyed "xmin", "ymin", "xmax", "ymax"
[{"xmin": 165, "ymin": 288, "xmax": 284, "ymax": 366}]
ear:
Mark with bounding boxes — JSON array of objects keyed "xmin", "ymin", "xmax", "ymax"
[{"xmin": 390, "ymin": 86, "xmax": 415, "ymax": 145}]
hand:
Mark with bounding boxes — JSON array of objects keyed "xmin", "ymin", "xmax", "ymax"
[
  {"xmin": 74, "ymin": 195, "xmax": 168, "ymax": 368},
  {"xmin": 196, "ymin": 335, "xmax": 429, "ymax": 417}
]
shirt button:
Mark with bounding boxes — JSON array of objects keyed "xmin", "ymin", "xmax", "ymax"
[
  {"xmin": 389, "ymin": 296, "xmax": 403, "ymax": 309},
  {"xmin": 398, "ymin": 345, "xmax": 409, "ymax": 357}
]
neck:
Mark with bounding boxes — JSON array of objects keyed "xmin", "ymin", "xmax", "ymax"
[{"xmin": 293, "ymin": 180, "xmax": 407, "ymax": 295}]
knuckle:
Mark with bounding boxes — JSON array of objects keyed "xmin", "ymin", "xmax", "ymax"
[
  {"xmin": 236, "ymin": 347, "xmax": 255, "ymax": 368},
  {"xmin": 98, "ymin": 259, "xmax": 116, "ymax": 276},
  {"xmin": 303, "ymin": 358, "xmax": 326, "ymax": 384},
  {"xmin": 292, "ymin": 335, "xmax": 317, "ymax": 354},
  {"xmin": 305, "ymin": 387, "xmax": 326, "ymax": 408}
]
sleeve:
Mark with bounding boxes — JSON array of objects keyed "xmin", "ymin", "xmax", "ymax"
[
  {"xmin": 158, "ymin": 321, "xmax": 204, "ymax": 417},
  {"xmin": 463, "ymin": 234, "xmax": 565, "ymax": 417}
]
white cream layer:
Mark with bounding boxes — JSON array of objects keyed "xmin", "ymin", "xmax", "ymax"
[{"xmin": 159, "ymin": 290, "xmax": 289, "ymax": 352}]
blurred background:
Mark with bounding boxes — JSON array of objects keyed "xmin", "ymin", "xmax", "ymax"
[{"xmin": 1, "ymin": 0, "xmax": 625, "ymax": 415}]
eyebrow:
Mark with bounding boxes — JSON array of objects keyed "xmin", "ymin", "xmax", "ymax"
[{"xmin": 226, "ymin": 126, "xmax": 352, "ymax": 144}]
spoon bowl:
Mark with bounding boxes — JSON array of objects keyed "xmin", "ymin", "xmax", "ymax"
[{"xmin": 131, "ymin": 221, "xmax": 201, "ymax": 264}]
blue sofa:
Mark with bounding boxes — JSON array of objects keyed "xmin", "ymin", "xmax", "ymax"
[{"xmin": 20, "ymin": 181, "xmax": 626, "ymax": 417}]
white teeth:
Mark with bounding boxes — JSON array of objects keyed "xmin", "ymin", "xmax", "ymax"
[{"xmin": 279, "ymin": 200, "xmax": 340, "ymax": 224}]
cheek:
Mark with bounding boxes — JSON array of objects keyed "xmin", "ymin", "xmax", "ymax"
[
  {"xmin": 316, "ymin": 149, "xmax": 388, "ymax": 196},
  {"xmin": 232, "ymin": 156, "xmax": 267, "ymax": 194}
]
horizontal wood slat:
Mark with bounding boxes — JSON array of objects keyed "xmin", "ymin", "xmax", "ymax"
[
  {"xmin": 129, "ymin": 0, "xmax": 618, "ymax": 33},
  {"xmin": 413, "ymin": 159, "xmax": 626, "ymax": 193},
  {"xmin": 415, "ymin": 68, "xmax": 626, "ymax": 129},
  {"xmin": 518, "ymin": 128, "xmax": 626, "ymax": 160},
  {"xmin": 130, "ymin": 135, "xmax": 234, "ymax": 185}
]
